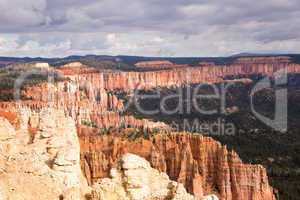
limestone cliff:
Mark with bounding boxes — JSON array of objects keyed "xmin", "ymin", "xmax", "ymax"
[
  {"xmin": 90, "ymin": 153, "xmax": 218, "ymax": 200},
  {"xmin": 58, "ymin": 62, "xmax": 300, "ymax": 91},
  {"xmin": 79, "ymin": 131, "xmax": 276, "ymax": 200},
  {"xmin": 17, "ymin": 61, "xmax": 299, "ymax": 131},
  {"xmin": 17, "ymin": 73, "xmax": 170, "ymax": 131},
  {"xmin": 0, "ymin": 60, "xmax": 287, "ymax": 200},
  {"xmin": 0, "ymin": 107, "xmax": 89, "ymax": 200}
]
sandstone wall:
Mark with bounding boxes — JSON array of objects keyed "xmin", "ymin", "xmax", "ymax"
[
  {"xmin": 79, "ymin": 131, "xmax": 276, "ymax": 200},
  {"xmin": 0, "ymin": 61, "xmax": 290, "ymax": 200},
  {"xmin": 0, "ymin": 107, "xmax": 89, "ymax": 200},
  {"xmin": 90, "ymin": 153, "xmax": 218, "ymax": 200},
  {"xmin": 60, "ymin": 63, "xmax": 300, "ymax": 92}
]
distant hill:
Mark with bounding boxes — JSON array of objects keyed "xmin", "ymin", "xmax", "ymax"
[{"xmin": 1, "ymin": 53, "xmax": 300, "ymax": 67}]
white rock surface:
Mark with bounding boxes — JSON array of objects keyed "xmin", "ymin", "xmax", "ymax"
[
  {"xmin": 0, "ymin": 117, "xmax": 16, "ymax": 141},
  {"xmin": 0, "ymin": 107, "xmax": 89, "ymax": 200},
  {"xmin": 201, "ymin": 195, "xmax": 219, "ymax": 200},
  {"xmin": 90, "ymin": 153, "xmax": 219, "ymax": 200},
  {"xmin": 34, "ymin": 63, "xmax": 50, "ymax": 69},
  {"xmin": 0, "ymin": 108, "xmax": 219, "ymax": 200}
]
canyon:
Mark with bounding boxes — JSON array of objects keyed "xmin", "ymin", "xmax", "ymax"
[
  {"xmin": 79, "ymin": 130, "xmax": 276, "ymax": 200},
  {"xmin": 58, "ymin": 60, "xmax": 300, "ymax": 92},
  {"xmin": 90, "ymin": 153, "xmax": 219, "ymax": 200},
  {"xmin": 1, "ymin": 56, "xmax": 297, "ymax": 199}
]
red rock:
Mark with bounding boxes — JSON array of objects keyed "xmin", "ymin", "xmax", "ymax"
[
  {"xmin": 57, "ymin": 63, "xmax": 300, "ymax": 91},
  {"xmin": 78, "ymin": 131, "xmax": 276, "ymax": 200},
  {"xmin": 1, "ymin": 60, "xmax": 298, "ymax": 200}
]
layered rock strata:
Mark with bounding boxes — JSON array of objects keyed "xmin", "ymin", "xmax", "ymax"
[
  {"xmin": 90, "ymin": 153, "xmax": 219, "ymax": 200},
  {"xmin": 79, "ymin": 131, "xmax": 276, "ymax": 200},
  {"xmin": 0, "ymin": 60, "xmax": 287, "ymax": 200},
  {"xmin": 0, "ymin": 107, "xmax": 89, "ymax": 200},
  {"xmin": 58, "ymin": 62, "xmax": 300, "ymax": 91}
]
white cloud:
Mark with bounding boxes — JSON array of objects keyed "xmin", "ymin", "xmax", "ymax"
[
  {"xmin": 179, "ymin": 4, "xmax": 217, "ymax": 18},
  {"xmin": 0, "ymin": 0, "xmax": 299, "ymax": 57},
  {"xmin": 0, "ymin": 0, "xmax": 47, "ymax": 31}
]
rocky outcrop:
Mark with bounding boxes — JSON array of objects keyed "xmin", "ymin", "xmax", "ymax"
[
  {"xmin": 90, "ymin": 153, "xmax": 219, "ymax": 200},
  {"xmin": 90, "ymin": 111, "xmax": 170, "ymax": 130},
  {"xmin": 18, "ymin": 60, "xmax": 300, "ymax": 130},
  {"xmin": 18, "ymin": 74, "xmax": 170, "ymax": 131},
  {"xmin": 58, "ymin": 63, "xmax": 300, "ymax": 91},
  {"xmin": 79, "ymin": 132, "xmax": 276, "ymax": 200},
  {"xmin": 0, "ymin": 60, "xmax": 290, "ymax": 200},
  {"xmin": 0, "ymin": 107, "xmax": 89, "ymax": 200}
]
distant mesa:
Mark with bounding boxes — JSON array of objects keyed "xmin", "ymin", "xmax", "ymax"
[
  {"xmin": 134, "ymin": 60, "xmax": 190, "ymax": 70},
  {"xmin": 233, "ymin": 56, "xmax": 292, "ymax": 64},
  {"xmin": 135, "ymin": 60, "xmax": 182, "ymax": 70},
  {"xmin": 58, "ymin": 62, "xmax": 98, "ymax": 75}
]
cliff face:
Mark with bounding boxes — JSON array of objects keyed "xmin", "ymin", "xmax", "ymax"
[
  {"xmin": 90, "ymin": 153, "xmax": 218, "ymax": 200},
  {"xmin": 59, "ymin": 63, "xmax": 300, "ymax": 91},
  {"xmin": 0, "ymin": 60, "xmax": 292, "ymax": 200},
  {"xmin": 79, "ymin": 130, "xmax": 276, "ymax": 200},
  {"xmin": 0, "ymin": 107, "xmax": 89, "ymax": 200},
  {"xmin": 16, "ymin": 73, "xmax": 168, "ymax": 131}
]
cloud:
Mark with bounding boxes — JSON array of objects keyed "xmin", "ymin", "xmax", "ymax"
[
  {"xmin": 0, "ymin": 0, "xmax": 299, "ymax": 56},
  {"xmin": 0, "ymin": 0, "xmax": 48, "ymax": 32}
]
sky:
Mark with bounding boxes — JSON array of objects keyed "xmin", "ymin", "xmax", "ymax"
[{"xmin": 0, "ymin": 0, "xmax": 300, "ymax": 57}]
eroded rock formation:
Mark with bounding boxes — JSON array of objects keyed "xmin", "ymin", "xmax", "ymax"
[
  {"xmin": 0, "ymin": 59, "xmax": 293, "ymax": 200},
  {"xmin": 0, "ymin": 107, "xmax": 89, "ymax": 200},
  {"xmin": 90, "ymin": 153, "xmax": 218, "ymax": 200},
  {"xmin": 58, "ymin": 62, "xmax": 300, "ymax": 91},
  {"xmin": 79, "ymin": 131, "xmax": 276, "ymax": 200}
]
